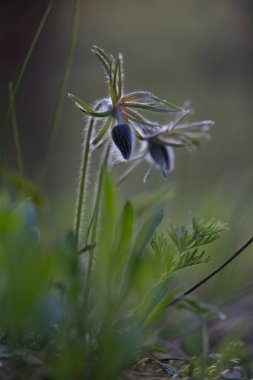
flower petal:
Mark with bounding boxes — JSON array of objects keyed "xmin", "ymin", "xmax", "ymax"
[
  {"xmin": 111, "ymin": 124, "xmax": 133, "ymax": 160},
  {"xmin": 149, "ymin": 140, "xmax": 174, "ymax": 177}
]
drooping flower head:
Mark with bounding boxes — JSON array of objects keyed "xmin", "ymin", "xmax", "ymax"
[
  {"xmin": 68, "ymin": 46, "xmax": 182, "ymax": 160},
  {"xmin": 127, "ymin": 108, "xmax": 214, "ymax": 182}
]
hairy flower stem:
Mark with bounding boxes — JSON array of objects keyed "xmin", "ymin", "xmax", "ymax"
[
  {"xmin": 74, "ymin": 102, "xmax": 105, "ymax": 247},
  {"xmin": 74, "ymin": 118, "xmax": 95, "ymax": 247},
  {"xmin": 84, "ymin": 145, "xmax": 110, "ymax": 297}
]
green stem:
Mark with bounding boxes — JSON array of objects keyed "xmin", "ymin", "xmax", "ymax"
[
  {"xmin": 74, "ymin": 101, "xmax": 105, "ymax": 247},
  {"xmin": 84, "ymin": 145, "xmax": 110, "ymax": 296},
  {"xmin": 85, "ymin": 147, "xmax": 109, "ymax": 246},
  {"xmin": 74, "ymin": 117, "xmax": 95, "ymax": 246},
  {"xmin": 39, "ymin": 0, "xmax": 80, "ymax": 185},
  {"xmin": 8, "ymin": 83, "xmax": 24, "ymax": 180},
  {"xmin": 0, "ymin": 0, "xmax": 53, "ymax": 184},
  {"xmin": 169, "ymin": 235, "xmax": 253, "ymax": 307}
]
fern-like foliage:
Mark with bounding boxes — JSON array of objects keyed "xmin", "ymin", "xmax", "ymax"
[
  {"xmin": 169, "ymin": 216, "xmax": 227, "ymax": 253},
  {"xmin": 151, "ymin": 216, "xmax": 227, "ymax": 272}
]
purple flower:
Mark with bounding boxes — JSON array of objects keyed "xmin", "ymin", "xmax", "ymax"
[
  {"xmin": 148, "ymin": 137, "xmax": 174, "ymax": 178},
  {"xmin": 111, "ymin": 124, "xmax": 133, "ymax": 160}
]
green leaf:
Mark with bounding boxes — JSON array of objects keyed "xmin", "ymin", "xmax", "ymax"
[
  {"xmin": 94, "ymin": 135, "xmax": 110, "ymax": 150},
  {"xmin": 133, "ymin": 128, "xmax": 145, "ymax": 140},
  {"xmin": 176, "ymin": 120, "xmax": 214, "ymax": 130},
  {"xmin": 162, "ymin": 139, "xmax": 186, "ymax": 147},
  {"xmin": 122, "ymin": 92, "xmax": 182, "ymax": 115},
  {"xmin": 177, "ymin": 298, "xmax": 226, "ymax": 320},
  {"xmin": 113, "ymin": 202, "xmax": 135, "ymax": 274},
  {"xmin": 168, "ymin": 217, "xmax": 227, "ymax": 272},
  {"xmin": 169, "ymin": 216, "xmax": 227, "ymax": 254},
  {"xmin": 152, "ymin": 95, "xmax": 183, "ymax": 111},
  {"xmin": 68, "ymin": 93, "xmax": 112, "ymax": 117},
  {"xmin": 124, "ymin": 102, "xmax": 176, "ymax": 113},
  {"xmin": 122, "ymin": 107, "xmax": 160, "ymax": 128},
  {"xmin": 92, "ymin": 117, "xmax": 113, "ymax": 145},
  {"xmin": 96, "ymin": 171, "xmax": 118, "ymax": 274},
  {"xmin": 0, "ymin": 200, "xmax": 52, "ymax": 338},
  {"xmin": 113, "ymin": 59, "xmax": 120, "ymax": 101},
  {"xmin": 122, "ymin": 91, "xmax": 154, "ymax": 102},
  {"xmin": 133, "ymin": 209, "xmax": 164, "ymax": 255},
  {"xmin": 123, "ymin": 92, "xmax": 182, "ymax": 114},
  {"xmin": 175, "ymin": 248, "xmax": 211, "ymax": 270},
  {"xmin": 163, "ymin": 132, "xmax": 195, "ymax": 148},
  {"xmin": 110, "ymin": 59, "xmax": 118, "ymax": 104},
  {"xmin": 91, "ymin": 45, "xmax": 112, "ymax": 78},
  {"xmin": 116, "ymin": 54, "xmax": 123, "ymax": 99},
  {"xmin": 144, "ymin": 292, "xmax": 174, "ymax": 328},
  {"xmin": 150, "ymin": 346, "xmax": 168, "ymax": 354}
]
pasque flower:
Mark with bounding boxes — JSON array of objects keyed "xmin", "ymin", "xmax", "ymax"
[
  {"xmin": 69, "ymin": 46, "xmax": 182, "ymax": 160},
  {"xmin": 129, "ymin": 109, "xmax": 214, "ymax": 182}
]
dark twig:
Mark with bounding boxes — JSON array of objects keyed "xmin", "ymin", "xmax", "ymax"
[
  {"xmin": 170, "ymin": 235, "xmax": 253, "ymax": 306},
  {"xmin": 79, "ymin": 243, "xmax": 96, "ymax": 254}
]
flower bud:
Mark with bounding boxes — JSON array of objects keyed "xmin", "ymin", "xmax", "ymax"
[{"xmin": 111, "ymin": 124, "xmax": 132, "ymax": 160}]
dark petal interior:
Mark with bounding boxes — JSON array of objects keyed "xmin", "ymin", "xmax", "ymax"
[
  {"xmin": 149, "ymin": 141, "xmax": 171, "ymax": 177},
  {"xmin": 111, "ymin": 124, "xmax": 132, "ymax": 160}
]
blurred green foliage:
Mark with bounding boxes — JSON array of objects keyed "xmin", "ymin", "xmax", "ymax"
[
  {"xmin": 1, "ymin": 1, "xmax": 253, "ymax": 378},
  {"xmin": 0, "ymin": 178, "xmax": 250, "ymax": 379}
]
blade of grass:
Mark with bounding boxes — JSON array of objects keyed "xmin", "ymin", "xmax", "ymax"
[
  {"xmin": 39, "ymin": 0, "xmax": 81, "ymax": 185},
  {"xmin": 8, "ymin": 83, "xmax": 24, "ymax": 180},
  {"xmin": 0, "ymin": 0, "xmax": 53, "ymax": 184}
]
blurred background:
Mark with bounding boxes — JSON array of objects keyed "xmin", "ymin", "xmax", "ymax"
[{"xmin": 1, "ymin": 0, "xmax": 253, "ymax": 351}]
